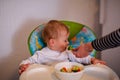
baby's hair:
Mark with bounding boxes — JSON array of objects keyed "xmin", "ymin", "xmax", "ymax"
[{"xmin": 42, "ymin": 20, "xmax": 69, "ymax": 43}]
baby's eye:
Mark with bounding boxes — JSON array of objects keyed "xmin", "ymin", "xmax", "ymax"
[{"xmin": 64, "ymin": 40, "xmax": 68, "ymax": 42}]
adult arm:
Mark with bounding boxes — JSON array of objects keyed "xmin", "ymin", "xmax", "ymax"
[
  {"xmin": 73, "ymin": 28, "xmax": 120, "ymax": 58},
  {"xmin": 92, "ymin": 28, "xmax": 120, "ymax": 51}
]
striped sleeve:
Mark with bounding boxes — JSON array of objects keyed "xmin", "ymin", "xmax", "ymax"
[{"xmin": 91, "ymin": 28, "xmax": 120, "ymax": 51}]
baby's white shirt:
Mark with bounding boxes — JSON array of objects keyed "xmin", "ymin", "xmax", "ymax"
[{"xmin": 20, "ymin": 47, "xmax": 92, "ymax": 65}]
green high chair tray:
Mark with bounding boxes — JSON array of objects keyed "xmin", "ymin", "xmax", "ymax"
[{"xmin": 28, "ymin": 20, "xmax": 97, "ymax": 57}]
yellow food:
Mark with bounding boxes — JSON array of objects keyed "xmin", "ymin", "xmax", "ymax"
[{"xmin": 60, "ymin": 65, "xmax": 83, "ymax": 73}]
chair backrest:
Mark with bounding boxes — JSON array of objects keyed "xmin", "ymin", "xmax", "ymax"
[{"xmin": 28, "ymin": 20, "xmax": 97, "ymax": 57}]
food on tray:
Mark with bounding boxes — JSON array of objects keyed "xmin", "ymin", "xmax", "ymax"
[
  {"xmin": 60, "ymin": 67, "xmax": 68, "ymax": 72},
  {"xmin": 60, "ymin": 65, "xmax": 83, "ymax": 73}
]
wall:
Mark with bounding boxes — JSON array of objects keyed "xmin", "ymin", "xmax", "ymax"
[
  {"xmin": 0, "ymin": 0, "xmax": 99, "ymax": 80},
  {"xmin": 101, "ymin": 0, "xmax": 120, "ymax": 77}
]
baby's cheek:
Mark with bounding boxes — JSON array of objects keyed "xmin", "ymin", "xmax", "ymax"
[{"xmin": 59, "ymin": 44, "xmax": 65, "ymax": 48}]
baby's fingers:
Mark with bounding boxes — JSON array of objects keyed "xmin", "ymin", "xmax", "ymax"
[
  {"xmin": 19, "ymin": 64, "xmax": 30, "ymax": 75},
  {"xmin": 95, "ymin": 61, "xmax": 106, "ymax": 65}
]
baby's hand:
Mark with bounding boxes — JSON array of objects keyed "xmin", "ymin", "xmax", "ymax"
[
  {"xmin": 91, "ymin": 58, "xmax": 106, "ymax": 65},
  {"xmin": 19, "ymin": 63, "xmax": 30, "ymax": 75}
]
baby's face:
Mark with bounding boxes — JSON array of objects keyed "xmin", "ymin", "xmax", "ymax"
[{"xmin": 53, "ymin": 31, "xmax": 69, "ymax": 52}]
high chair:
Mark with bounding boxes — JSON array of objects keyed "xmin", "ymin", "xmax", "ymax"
[
  {"xmin": 28, "ymin": 20, "xmax": 97, "ymax": 57},
  {"xmin": 19, "ymin": 20, "xmax": 119, "ymax": 80}
]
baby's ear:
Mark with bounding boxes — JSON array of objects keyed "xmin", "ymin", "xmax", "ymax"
[{"xmin": 49, "ymin": 39, "xmax": 55, "ymax": 46}]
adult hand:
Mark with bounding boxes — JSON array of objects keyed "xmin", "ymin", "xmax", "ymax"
[{"xmin": 72, "ymin": 42, "xmax": 93, "ymax": 58}]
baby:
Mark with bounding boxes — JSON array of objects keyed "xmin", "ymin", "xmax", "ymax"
[{"xmin": 19, "ymin": 20, "xmax": 105, "ymax": 75}]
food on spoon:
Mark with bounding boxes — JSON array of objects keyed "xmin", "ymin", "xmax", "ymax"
[{"xmin": 68, "ymin": 45, "xmax": 73, "ymax": 50}]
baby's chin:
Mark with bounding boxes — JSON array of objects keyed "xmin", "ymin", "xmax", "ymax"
[
  {"xmin": 63, "ymin": 47, "xmax": 68, "ymax": 51},
  {"xmin": 59, "ymin": 47, "xmax": 67, "ymax": 52}
]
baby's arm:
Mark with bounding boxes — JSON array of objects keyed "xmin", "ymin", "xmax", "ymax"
[
  {"xmin": 19, "ymin": 51, "xmax": 42, "ymax": 75},
  {"xmin": 67, "ymin": 50, "xmax": 106, "ymax": 65},
  {"xmin": 19, "ymin": 59, "xmax": 33, "ymax": 75},
  {"xmin": 67, "ymin": 50, "xmax": 92, "ymax": 64}
]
